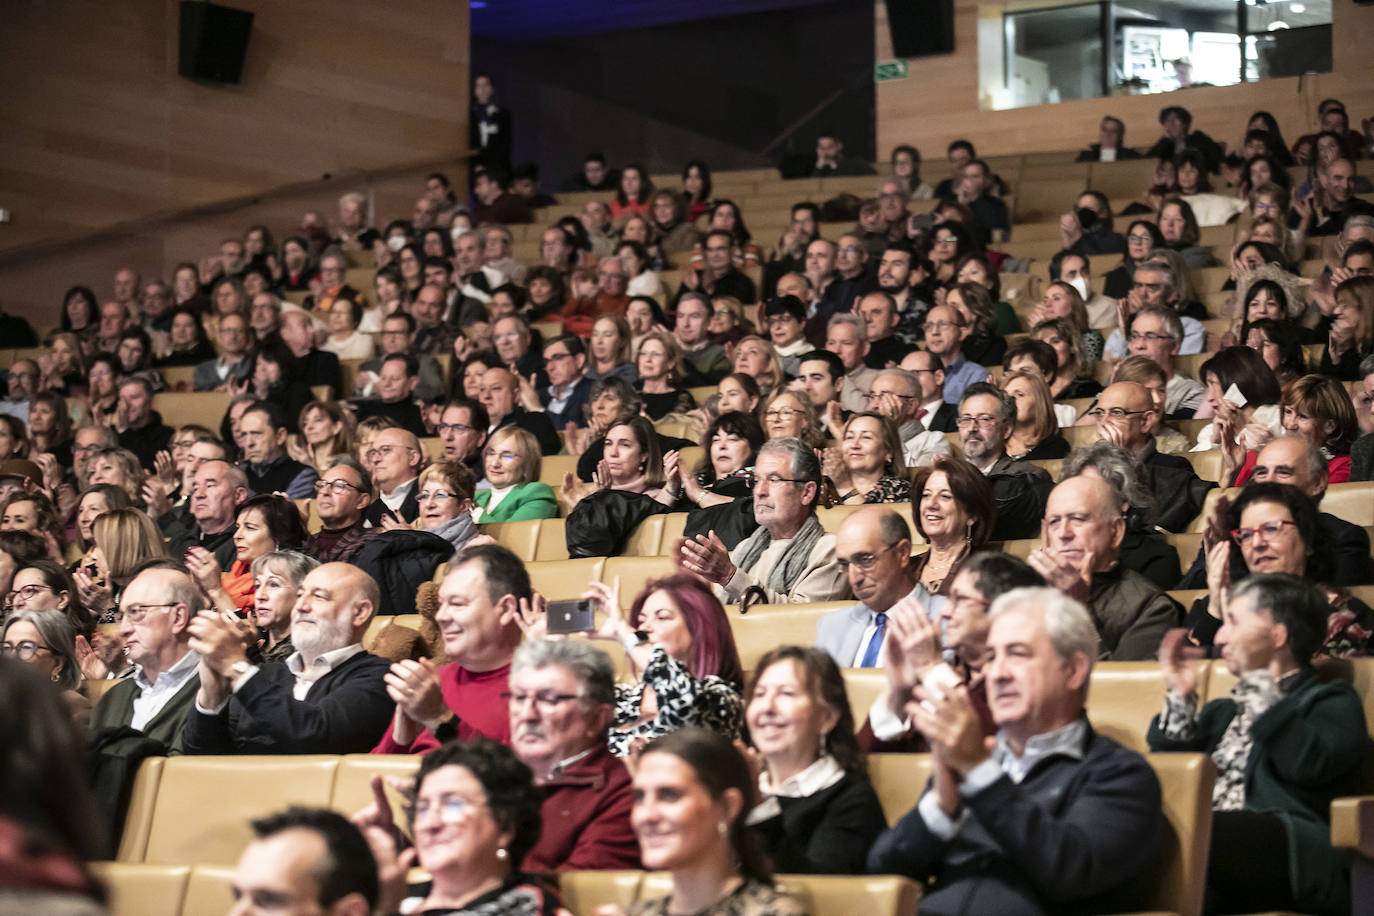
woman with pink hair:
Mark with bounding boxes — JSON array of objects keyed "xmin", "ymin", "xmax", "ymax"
[{"xmin": 582, "ymin": 572, "xmax": 744, "ymax": 757}]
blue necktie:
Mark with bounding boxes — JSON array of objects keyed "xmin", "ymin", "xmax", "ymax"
[{"xmin": 861, "ymin": 612, "xmax": 888, "ymax": 668}]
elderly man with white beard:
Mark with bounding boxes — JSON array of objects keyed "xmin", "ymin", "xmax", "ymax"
[{"xmin": 182, "ymin": 561, "xmax": 395, "ymax": 754}]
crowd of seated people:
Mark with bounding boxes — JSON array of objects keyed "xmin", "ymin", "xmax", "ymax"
[{"xmin": 6, "ymin": 88, "xmax": 1374, "ymax": 915}]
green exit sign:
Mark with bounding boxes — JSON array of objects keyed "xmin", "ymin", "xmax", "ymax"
[{"xmin": 875, "ymin": 60, "xmax": 909, "ymax": 81}]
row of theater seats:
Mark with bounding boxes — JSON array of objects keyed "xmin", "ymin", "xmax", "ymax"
[{"xmin": 98, "ymin": 750, "xmax": 1215, "ymax": 916}]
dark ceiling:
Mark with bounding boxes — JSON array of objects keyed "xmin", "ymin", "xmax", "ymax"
[{"xmin": 469, "ymin": 0, "xmax": 846, "ymax": 40}]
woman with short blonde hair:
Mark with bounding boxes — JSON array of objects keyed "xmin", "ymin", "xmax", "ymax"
[{"xmin": 473, "ymin": 428, "xmax": 557, "ymax": 522}]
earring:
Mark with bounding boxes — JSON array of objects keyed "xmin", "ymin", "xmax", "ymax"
[
  {"xmin": 50, "ymin": 671, "xmax": 60, "ymax": 683},
  {"xmin": 717, "ymin": 821, "xmax": 729, "ymax": 837},
  {"xmin": 495, "ymin": 847, "xmax": 508, "ymax": 860},
  {"xmin": 965, "ymin": 519, "xmax": 974, "ymax": 544}
]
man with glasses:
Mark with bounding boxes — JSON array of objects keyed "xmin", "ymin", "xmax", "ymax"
[
  {"xmin": 436, "ymin": 399, "xmax": 489, "ymax": 479},
  {"xmin": 248, "ymin": 292, "xmax": 282, "ymax": 342},
  {"xmin": 560, "ymin": 258, "xmax": 630, "ymax": 337},
  {"xmin": 957, "ymin": 382, "xmax": 1051, "ymax": 541},
  {"xmin": 238, "ymin": 401, "xmax": 319, "ymax": 499},
  {"xmin": 678, "ymin": 438, "xmax": 848, "ymax": 606},
  {"xmin": 90, "ymin": 567, "xmax": 205, "ymax": 753},
  {"xmin": 503, "ymin": 638, "xmax": 640, "ymax": 870},
  {"xmin": 183, "ymin": 561, "xmax": 393, "ymax": 755},
  {"xmin": 1104, "ymin": 263, "xmax": 1205, "ymax": 362},
  {"xmin": 0, "ymin": 359, "xmax": 39, "ymax": 423},
  {"xmin": 193, "ymin": 311, "xmax": 253, "ymax": 392},
  {"xmin": 924, "ymin": 304, "xmax": 989, "ymax": 404},
  {"xmin": 303, "ymin": 456, "xmax": 376, "ymax": 564},
  {"xmin": 1091, "ymin": 380, "xmax": 1213, "ymax": 532},
  {"xmin": 303, "ymin": 250, "xmax": 356, "ymax": 316},
  {"xmin": 762, "ymin": 295, "xmax": 814, "ymax": 376},
  {"xmin": 674, "ymin": 293, "xmax": 731, "ymax": 386},
  {"xmin": 364, "ymin": 427, "xmax": 424, "ymax": 527},
  {"xmin": 816, "ymin": 506, "xmax": 918, "ymax": 668},
  {"xmin": 351, "ymin": 353, "xmax": 427, "ymax": 437},
  {"xmin": 1124, "ymin": 304, "xmax": 1204, "ymax": 417},
  {"xmin": 1028, "ymin": 474, "xmax": 1178, "ymax": 660},
  {"xmin": 375, "ymin": 543, "xmax": 526, "ymax": 753},
  {"xmin": 869, "ymin": 369, "xmax": 950, "ymax": 469},
  {"xmin": 537, "ymin": 333, "xmax": 591, "ymax": 432},
  {"xmin": 899, "ymin": 350, "xmax": 959, "ymax": 432},
  {"xmin": 835, "ymin": 232, "xmax": 873, "ymax": 288},
  {"xmin": 355, "ymin": 313, "xmax": 443, "ymax": 402},
  {"xmin": 866, "ymin": 552, "xmax": 1045, "ymax": 750},
  {"xmin": 676, "ymin": 228, "xmax": 755, "ymax": 306}
]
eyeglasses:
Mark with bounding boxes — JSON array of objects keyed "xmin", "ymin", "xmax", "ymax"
[
  {"xmin": 1126, "ymin": 233, "xmax": 1155, "ymax": 244},
  {"xmin": 836, "ymin": 542, "xmax": 901, "ymax": 572},
  {"xmin": 485, "ymin": 450, "xmax": 518, "ymax": 463},
  {"xmin": 764, "ymin": 408, "xmax": 800, "ymax": 421},
  {"xmin": 1131, "ymin": 282, "xmax": 1165, "ymax": 294},
  {"xmin": 314, "ymin": 479, "xmax": 365, "ymax": 495},
  {"xmin": 418, "ymin": 489, "xmax": 458, "ymax": 502},
  {"xmin": 413, "ymin": 793, "xmax": 487, "ymax": 825},
  {"xmin": 867, "ymin": 390, "xmax": 915, "ymax": 401},
  {"xmin": 502, "ymin": 690, "xmax": 581, "ymax": 712},
  {"xmin": 1230, "ymin": 519, "xmax": 1298, "ymax": 546},
  {"xmin": 366, "ymin": 445, "xmax": 416, "ymax": 462},
  {"xmin": 543, "ymin": 352, "xmax": 573, "ymax": 364},
  {"xmin": 1085, "ymin": 407, "xmax": 1147, "ymax": 421},
  {"xmin": 73, "ymin": 444, "xmax": 103, "ymax": 456},
  {"xmin": 1126, "ymin": 331, "xmax": 1174, "ymax": 343},
  {"xmin": 114, "ymin": 603, "xmax": 179, "ymax": 625},
  {"xmin": 6, "ymin": 584, "xmax": 53, "ymax": 605},
  {"xmin": 933, "ymin": 236, "xmax": 959, "ymax": 245},
  {"xmin": 956, "ymin": 414, "xmax": 1000, "ymax": 428},
  {"xmin": 742, "ymin": 471, "xmax": 805, "ymax": 488},
  {"xmin": 923, "ymin": 320, "xmax": 959, "ymax": 332},
  {"xmin": 437, "ymin": 422, "xmax": 475, "ymax": 435},
  {"xmin": 0, "ymin": 640, "xmax": 51, "ymax": 661}
]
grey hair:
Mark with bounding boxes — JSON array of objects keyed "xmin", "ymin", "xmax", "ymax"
[
  {"xmin": 958, "ymin": 381, "xmax": 1016, "ymax": 427},
  {"xmin": 73, "ymin": 423, "xmax": 117, "ymax": 448},
  {"xmin": 1, "ymin": 609, "xmax": 81, "ymax": 691},
  {"xmin": 1061, "ymin": 442, "xmax": 1155, "ymax": 522},
  {"xmin": 220, "ymin": 462, "xmax": 250, "ymax": 494},
  {"xmin": 1142, "ymin": 249, "xmax": 1197, "ymax": 302},
  {"xmin": 250, "ymin": 549, "xmax": 320, "ymax": 587},
  {"xmin": 758, "ymin": 437, "xmax": 822, "ymax": 487},
  {"xmin": 1358, "ymin": 352, "xmax": 1374, "ymax": 380},
  {"xmin": 1137, "ymin": 257, "xmax": 1181, "ymax": 305},
  {"xmin": 989, "ymin": 586, "xmax": 1100, "ymax": 676},
  {"xmin": 874, "ymin": 369, "xmax": 918, "ymax": 397},
  {"xmin": 1341, "ymin": 215, "xmax": 1374, "ymax": 240},
  {"xmin": 1266, "ymin": 435, "xmax": 1328, "ymax": 489},
  {"xmin": 1133, "ymin": 304, "xmax": 1184, "ymax": 345},
  {"xmin": 338, "ymin": 191, "xmax": 366, "ymax": 209},
  {"xmin": 827, "ymin": 311, "xmax": 868, "ymax": 339},
  {"xmin": 511, "ymin": 638, "xmax": 616, "ymax": 708},
  {"xmin": 327, "ymin": 453, "xmax": 374, "ymax": 496},
  {"xmin": 163, "ymin": 568, "xmax": 208, "ymax": 618},
  {"xmin": 457, "ymin": 230, "xmax": 485, "ymax": 248},
  {"xmin": 876, "ymin": 509, "xmax": 912, "ymax": 547}
]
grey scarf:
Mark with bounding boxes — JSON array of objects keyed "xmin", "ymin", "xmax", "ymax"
[{"xmin": 733, "ymin": 514, "xmax": 826, "ymax": 597}]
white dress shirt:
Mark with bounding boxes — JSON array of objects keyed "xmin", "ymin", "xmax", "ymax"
[{"xmin": 130, "ymin": 648, "xmax": 200, "ymax": 732}]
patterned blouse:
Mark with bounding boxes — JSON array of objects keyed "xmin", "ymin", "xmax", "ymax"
[
  {"xmin": 608, "ymin": 647, "xmax": 743, "ymax": 757},
  {"xmin": 630, "ymin": 878, "xmax": 807, "ymax": 916},
  {"xmin": 853, "ymin": 475, "xmax": 911, "ymax": 504}
]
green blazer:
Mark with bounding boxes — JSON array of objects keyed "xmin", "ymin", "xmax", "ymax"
[
  {"xmin": 1148, "ymin": 667, "xmax": 1367, "ymax": 913},
  {"xmin": 474, "ymin": 481, "xmax": 558, "ymax": 522},
  {"xmin": 91, "ymin": 672, "xmax": 202, "ymax": 755}
]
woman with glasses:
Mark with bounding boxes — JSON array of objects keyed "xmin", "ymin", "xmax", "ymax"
[
  {"xmin": 1, "ymin": 609, "xmax": 89, "ymax": 726},
  {"xmin": 760, "ymin": 388, "xmax": 823, "ymax": 448},
  {"xmin": 635, "ymin": 330, "xmax": 695, "ymax": 421},
  {"xmin": 186, "ymin": 494, "xmax": 307, "ymax": 615},
  {"xmin": 1186, "ymin": 482, "xmax": 1373, "ymax": 657},
  {"xmin": 669, "ymin": 410, "xmax": 763, "ymax": 551},
  {"xmin": 1102, "ymin": 219, "xmax": 1166, "ymax": 299},
  {"xmin": 909, "ymin": 456, "xmax": 995, "ymax": 599},
  {"xmin": 822, "ymin": 413, "xmax": 909, "ymax": 506},
  {"xmin": 925, "ymin": 220, "xmax": 978, "ymax": 286},
  {"xmin": 579, "ymin": 574, "xmax": 744, "ymax": 756},
  {"xmin": 9, "ymin": 558, "xmax": 88, "ymax": 635},
  {"xmin": 473, "ymin": 428, "xmax": 556, "ymax": 522},
  {"xmin": 360, "ymin": 739, "xmax": 566, "ymax": 915},
  {"xmin": 289, "ymin": 401, "xmax": 357, "ymax": 476},
  {"xmin": 744, "ymin": 646, "xmax": 886, "ymax": 875}
]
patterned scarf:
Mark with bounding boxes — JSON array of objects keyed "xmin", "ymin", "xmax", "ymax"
[{"xmin": 733, "ymin": 514, "xmax": 825, "ymax": 597}]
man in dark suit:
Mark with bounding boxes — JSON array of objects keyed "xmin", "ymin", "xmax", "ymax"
[
  {"xmin": 479, "ymin": 367, "xmax": 560, "ymax": 456},
  {"xmin": 868, "ymin": 586, "xmax": 1164, "ymax": 913},
  {"xmin": 363, "ymin": 427, "xmax": 423, "ymax": 526},
  {"xmin": 182, "ymin": 561, "xmax": 393, "ymax": 755},
  {"xmin": 958, "ymin": 383, "xmax": 1052, "ymax": 541},
  {"xmin": 1075, "ymin": 114, "xmax": 1143, "ymax": 163},
  {"xmin": 279, "ymin": 310, "xmax": 342, "ymax": 396},
  {"xmin": 350, "ymin": 353, "xmax": 428, "ymax": 438},
  {"xmin": 538, "ymin": 334, "xmax": 592, "ymax": 433}
]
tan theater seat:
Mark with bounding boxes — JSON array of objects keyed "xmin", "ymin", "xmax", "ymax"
[
  {"xmin": 181, "ymin": 865, "xmax": 237, "ymax": 916},
  {"xmin": 841, "ymin": 668, "xmax": 887, "ymax": 727},
  {"xmin": 533, "ymin": 517, "xmax": 570, "ymax": 561},
  {"xmin": 1087, "ymin": 661, "xmax": 1211, "ymax": 753},
  {"xmin": 154, "ymin": 392, "xmax": 230, "ymax": 430},
  {"xmin": 659, "ymin": 512, "xmax": 689, "ymax": 555},
  {"xmin": 623, "ymin": 514, "xmax": 666, "ymax": 556},
  {"xmin": 91, "ymin": 862, "xmax": 189, "ymax": 916},
  {"xmin": 116, "ymin": 757, "xmax": 165, "ymax": 862},
  {"xmin": 538, "ymin": 454, "xmax": 580, "ymax": 489},
  {"xmin": 331, "ymin": 754, "xmax": 422, "ymax": 821},
  {"xmin": 558, "ymin": 870, "xmax": 645, "ymax": 915},
  {"xmin": 602, "ymin": 555, "xmax": 677, "ymax": 609},
  {"xmin": 776, "ymin": 874, "xmax": 922, "ymax": 916},
  {"xmin": 731, "ymin": 602, "xmax": 849, "ymax": 672},
  {"xmin": 141, "ymin": 756, "xmax": 339, "ymax": 865},
  {"xmin": 483, "ymin": 519, "xmax": 541, "ymax": 561},
  {"xmin": 868, "ymin": 753, "xmax": 931, "ymax": 825},
  {"xmin": 1138, "ymin": 753, "xmax": 1217, "ymax": 916},
  {"xmin": 527, "ymin": 557, "xmax": 604, "ymax": 600}
]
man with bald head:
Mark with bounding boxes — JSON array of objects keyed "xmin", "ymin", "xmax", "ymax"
[
  {"xmin": 1092, "ymin": 380, "xmax": 1214, "ymax": 532},
  {"xmin": 183, "ymin": 561, "xmax": 394, "ymax": 754},
  {"xmin": 278, "ymin": 309, "xmax": 342, "ymax": 395},
  {"xmin": 363, "ymin": 426, "xmax": 423, "ymax": 526},
  {"xmin": 165, "ymin": 459, "xmax": 250, "ymax": 569},
  {"xmin": 1177, "ymin": 436, "xmax": 1373, "ymax": 588},
  {"xmin": 816, "ymin": 505, "xmax": 917, "ymax": 668},
  {"xmin": 867, "ymin": 369, "xmax": 950, "ymax": 468},
  {"xmin": 1029, "ymin": 475, "xmax": 1179, "ymax": 659},
  {"xmin": 479, "ymin": 366, "xmax": 560, "ymax": 455}
]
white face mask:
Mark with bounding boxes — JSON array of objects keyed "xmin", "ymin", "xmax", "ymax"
[
  {"xmin": 387, "ymin": 235, "xmax": 407, "ymax": 252},
  {"xmin": 450, "ymin": 224, "xmax": 470, "ymax": 244},
  {"xmin": 1068, "ymin": 275, "xmax": 1091, "ymax": 300}
]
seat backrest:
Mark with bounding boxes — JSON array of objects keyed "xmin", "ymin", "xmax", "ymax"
[
  {"xmin": 533, "ymin": 517, "xmax": 570, "ymax": 561},
  {"xmin": 558, "ymin": 870, "xmax": 645, "ymax": 915},
  {"xmin": 142, "ymin": 756, "xmax": 340, "ymax": 864},
  {"xmin": 867, "ymin": 752, "xmax": 932, "ymax": 825},
  {"xmin": 602, "ymin": 556, "xmax": 678, "ymax": 610},
  {"xmin": 730, "ymin": 602, "xmax": 849, "ymax": 672},
  {"xmin": 840, "ymin": 668, "xmax": 888, "ymax": 728},
  {"xmin": 537, "ymin": 454, "xmax": 580, "ymax": 490},
  {"xmin": 526, "ymin": 557, "xmax": 605, "ymax": 601},
  {"xmin": 116, "ymin": 757, "xmax": 165, "ymax": 862},
  {"xmin": 776, "ymin": 874, "xmax": 922, "ymax": 916},
  {"xmin": 181, "ymin": 865, "xmax": 237, "ymax": 916},
  {"xmin": 331, "ymin": 755, "xmax": 422, "ymax": 822},
  {"xmin": 1087, "ymin": 661, "xmax": 1210, "ymax": 753},
  {"xmin": 153, "ymin": 392, "xmax": 230, "ymax": 430},
  {"xmin": 91, "ymin": 862, "xmax": 189, "ymax": 916},
  {"xmin": 659, "ymin": 512, "xmax": 689, "ymax": 555},
  {"xmin": 1142, "ymin": 753, "xmax": 1217, "ymax": 916},
  {"xmin": 1321, "ymin": 481, "xmax": 1374, "ymax": 526},
  {"xmin": 623, "ymin": 514, "xmax": 666, "ymax": 557},
  {"xmin": 483, "ymin": 519, "xmax": 541, "ymax": 561}
]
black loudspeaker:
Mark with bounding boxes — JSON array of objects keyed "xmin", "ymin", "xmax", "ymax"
[
  {"xmin": 178, "ymin": 1, "xmax": 254, "ymax": 83},
  {"xmin": 884, "ymin": 0, "xmax": 955, "ymax": 58}
]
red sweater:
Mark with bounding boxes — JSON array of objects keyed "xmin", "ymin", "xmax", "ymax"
[
  {"xmin": 524, "ymin": 743, "xmax": 641, "ymax": 872},
  {"xmin": 371, "ymin": 662, "xmax": 512, "ymax": 755}
]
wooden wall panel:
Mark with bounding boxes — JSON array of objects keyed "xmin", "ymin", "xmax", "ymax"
[
  {"xmin": 0, "ymin": 0, "xmax": 468, "ymax": 254},
  {"xmin": 876, "ymin": 1, "xmax": 1374, "ymax": 166}
]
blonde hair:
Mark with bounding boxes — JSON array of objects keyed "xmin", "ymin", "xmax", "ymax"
[
  {"xmin": 733, "ymin": 334, "xmax": 786, "ymax": 396},
  {"xmin": 1002, "ymin": 369, "xmax": 1059, "ymax": 443},
  {"xmin": 92, "ymin": 508, "xmax": 169, "ymax": 587},
  {"xmin": 636, "ymin": 330, "xmax": 684, "ymax": 386},
  {"xmin": 482, "ymin": 427, "xmax": 541, "ymax": 485}
]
